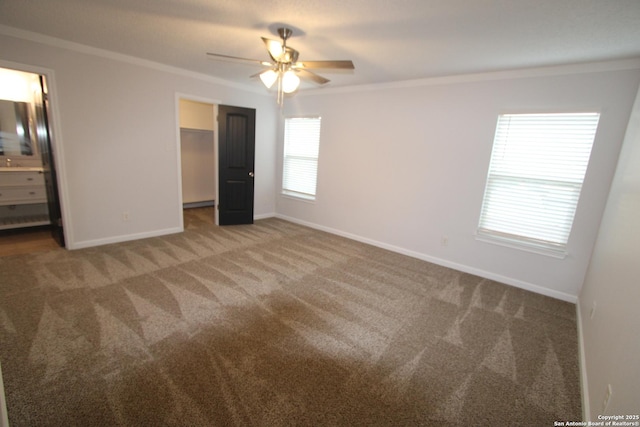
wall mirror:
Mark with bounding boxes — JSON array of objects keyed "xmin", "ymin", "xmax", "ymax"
[{"xmin": 0, "ymin": 99, "xmax": 34, "ymax": 157}]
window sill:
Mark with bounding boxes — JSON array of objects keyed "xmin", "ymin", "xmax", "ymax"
[
  {"xmin": 281, "ymin": 191, "xmax": 316, "ymax": 203},
  {"xmin": 475, "ymin": 233, "xmax": 568, "ymax": 259}
]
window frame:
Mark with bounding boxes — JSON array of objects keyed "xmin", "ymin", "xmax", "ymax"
[
  {"xmin": 281, "ymin": 116, "xmax": 322, "ymax": 201},
  {"xmin": 476, "ymin": 111, "xmax": 601, "ymax": 258}
]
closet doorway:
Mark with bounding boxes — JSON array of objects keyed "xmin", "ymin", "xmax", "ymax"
[
  {"xmin": 178, "ymin": 97, "xmax": 256, "ymax": 228},
  {"xmin": 178, "ymin": 98, "xmax": 217, "ymax": 224}
]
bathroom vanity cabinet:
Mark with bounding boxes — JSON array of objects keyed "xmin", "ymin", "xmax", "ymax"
[{"xmin": 0, "ymin": 168, "xmax": 50, "ymax": 230}]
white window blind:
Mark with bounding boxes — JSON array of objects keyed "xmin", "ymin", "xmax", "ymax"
[
  {"xmin": 283, "ymin": 117, "xmax": 321, "ymax": 200},
  {"xmin": 477, "ymin": 112, "xmax": 600, "ymax": 255}
]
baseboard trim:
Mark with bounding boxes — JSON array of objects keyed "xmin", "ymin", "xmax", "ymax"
[
  {"xmin": 275, "ymin": 214, "xmax": 578, "ymax": 303},
  {"xmin": 0, "ymin": 362, "xmax": 9, "ymax": 427},
  {"xmin": 576, "ymin": 301, "xmax": 590, "ymax": 421},
  {"xmin": 68, "ymin": 213, "xmax": 278, "ymax": 249},
  {"xmin": 254, "ymin": 212, "xmax": 276, "ymax": 220},
  {"xmin": 69, "ymin": 226, "xmax": 183, "ymax": 250}
]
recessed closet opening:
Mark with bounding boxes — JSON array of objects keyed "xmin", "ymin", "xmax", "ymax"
[{"xmin": 178, "ymin": 97, "xmax": 218, "ymax": 226}]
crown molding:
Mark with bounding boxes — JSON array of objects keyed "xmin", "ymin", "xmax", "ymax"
[
  {"xmin": 3, "ymin": 24, "xmax": 639, "ymax": 98},
  {"xmin": 299, "ymin": 57, "xmax": 640, "ymax": 97},
  {"xmin": 0, "ymin": 24, "xmax": 267, "ymax": 95}
]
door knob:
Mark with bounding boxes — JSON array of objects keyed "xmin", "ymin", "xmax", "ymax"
[{"xmin": 248, "ymin": 171, "xmax": 254, "ymax": 177}]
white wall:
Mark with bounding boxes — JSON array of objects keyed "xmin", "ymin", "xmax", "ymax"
[
  {"xmin": 578, "ymin": 86, "xmax": 640, "ymax": 419},
  {"xmin": 179, "ymin": 129, "xmax": 215, "ymax": 205},
  {"xmin": 279, "ymin": 64, "xmax": 640, "ymax": 301},
  {"xmin": 0, "ymin": 30, "xmax": 278, "ymax": 248},
  {"xmin": 179, "ymin": 99, "xmax": 214, "ymax": 131}
]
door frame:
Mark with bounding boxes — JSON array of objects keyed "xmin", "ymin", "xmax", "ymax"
[
  {"xmin": 0, "ymin": 59, "xmax": 71, "ymax": 246},
  {"xmin": 175, "ymin": 93, "xmax": 221, "ymax": 226}
]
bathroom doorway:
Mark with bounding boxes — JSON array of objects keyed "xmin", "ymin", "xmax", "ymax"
[{"xmin": 0, "ymin": 65, "xmax": 64, "ymax": 255}]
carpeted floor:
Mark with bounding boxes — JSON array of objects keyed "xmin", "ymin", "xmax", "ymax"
[{"xmin": 0, "ymin": 208, "xmax": 581, "ymax": 426}]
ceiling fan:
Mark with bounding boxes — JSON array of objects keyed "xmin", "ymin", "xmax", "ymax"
[{"xmin": 207, "ymin": 27, "xmax": 355, "ymax": 104}]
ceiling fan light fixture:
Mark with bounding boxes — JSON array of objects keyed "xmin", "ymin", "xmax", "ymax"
[
  {"xmin": 207, "ymin": 27, "xmax": 354, "ymax": 105},
  {"xmin": 262, "ymin": 37, "xmax": 285, "ymax": 62},
  {"xmin": 259, "ymin": 69, "xmax": 278, "ymax": 89},
  {"xmin": 282, "ymin": 70, "xmax": 300, "ymax": 93}
]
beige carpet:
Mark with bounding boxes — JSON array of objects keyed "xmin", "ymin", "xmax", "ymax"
[{"xmin": 0, "ymin": 208, "xmax": 581, "ymax": 426}]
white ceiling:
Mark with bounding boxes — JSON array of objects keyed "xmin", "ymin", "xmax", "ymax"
[{"xmin": 1, "ymin": 0, "xmax": 640, "ymax": 91}]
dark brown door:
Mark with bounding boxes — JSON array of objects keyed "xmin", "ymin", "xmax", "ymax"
[
  {"xmin": 218, "ymin": 105, "xmax": 255, "ymax": 225},
  {"xmin": 35, "ymin": 75, "xmax": 65, "ymax": 246}
]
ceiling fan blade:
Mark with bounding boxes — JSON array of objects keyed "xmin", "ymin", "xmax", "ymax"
[
  {"xmin": 261, "ymin": 37, "xmax": 299, "ymax": 63},
  {"xmin": 287, "ymin": 47, "xmax": 300, "ymax": 63},
  {"xmin": 294, "ymin": 60, "xmax": 355, "ymax": 70},
  {"xmin": 297, "ymin": 69, "xmax": 330, "ymax": 85},
  {"xmin": 262, "ymin": 37, "xmax": 282, "ymax": 62},
  {"xmin": 207, "ymin": 52, "xmax": 272, "ymax": 66}
]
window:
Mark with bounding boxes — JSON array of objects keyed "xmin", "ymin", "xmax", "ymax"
[
  {"xmin": 282, "ymin": 117, "xmax": 321, "ymax": 200},
  {"xmin": 477, "ymin": 112, "xmax": 600, "ymax": 256}
]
